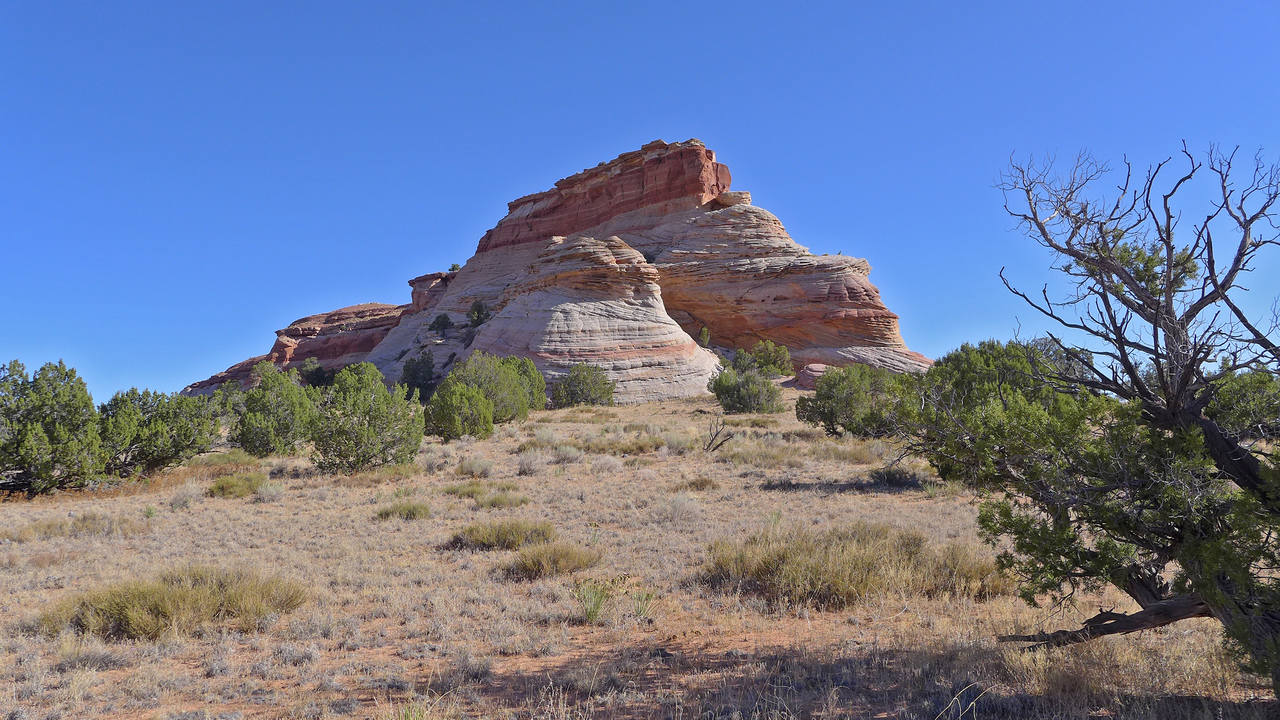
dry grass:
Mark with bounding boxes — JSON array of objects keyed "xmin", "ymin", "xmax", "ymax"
[
  {"xmin": 2, "ymin": 511, "xmax": 148, "ymax": 542},
  {"xmin": 374, "ymin": 501, "xmax": 431, "ymax": 521},
  {"xmin": 474, "ymin": 491, "xmax": 530, "ymax": 509},
  {"xmin": 704, "ymin": 520, "xmax": 1015, "ymax": 608},
  {"xmin": 1, "ymin": 388, "xmax": 1270, "ymax": 719},
  {"xmin": 450, "ymin": 519, "xmax": 556, "ymax": 550},
  {"xmin": 37, "ymin": 565, "xmax": 307, "ymax": 640},
  {"xmin": 205, "ymin": 471, "xmax": 267, "ymax": 498},
  {"xmin": 504, "ymin": 542, "xmax": 602, "ymax": 580}
]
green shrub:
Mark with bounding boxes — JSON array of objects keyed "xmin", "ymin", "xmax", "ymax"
[
  {"xmin": 187, "ymin": 448, "xmax": 257, "ymax": 471},
  {"xmin": 505, "ymin": 356, "xmax": 547, "ymax": 412},
  {"xmin": 38, "ymin": 565, "xmax": 307, "ymax": 640},
  {"xmin": 451, "ymin": 519, "xmax": 556, "ymax": 550},
  {"xmin": 374, "ymin": 501, "xmax": 431, "ymax": 521},
  {"xmin": 467, "ymin": 300, "xmax": 492, "ymax": 327},
  {"xmin": 445, "ymin": 351, "xmax": 545, "ymax": 423},
  {"xmin": 698, "ymin": 327, "xmax": 711, "ymax": 347},
  {"xmin": 399, "ymin": 349, "xmax": 436, "ymax": 402},
  {"xmin": 231, "ymin": 362, "xmax": 317, "ymax": 457},
  {"xmin": 296, "ymin": 357, "xmax": 336, "ymax": 387},
  {"xmin": 99, "ymin": 388, "xmax": 216, "ymax": 476},
  {"xmin": 708, "ymin": 367, "xmax": 784, "ymax": 414},
  {"xmin": 209, "ymin": 381, "xmax": 246, "ymax": 433},
  {"xmin": 0, "ymin": 359, "xmax": 103, "ymax": 492},
  {"xmin": 311, "ymin": 363, "xmax": 424, "ymax": 474},
  {"xmin": 550, "ymin": 364, "xmax": 616, "ymax": 408},
  {"xmin": 441, "ymin": 479, "xmax": 489, "ymax": 499},
  {"xmin": 504, "ymin": 542, "xmax": 601, "ymax": 580},
  {"xmin": 795, "ymin": 364, "xmax": 907, "ymax": 437},
  {"xmin": 425, "ymin": 380, "xmax": 494, "ymax": 441},
  {"xmin": 429, "ymin": 314, "xmax": 454, "ymax": 332},
  {"xmin": 731, "ymin": 340, "xmax": 792, "ymax": 378},
  {"xmin": 207, "ymin": 472, "xmax": 267, "ymax": 498},
  {"xmin": 703, "ymin": 521, "xmax": 1012, "ymax": 609}
]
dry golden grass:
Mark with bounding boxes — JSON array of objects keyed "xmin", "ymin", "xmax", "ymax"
[
  {"xmin": 704, "ymin": 520, "xmax": 1015, "ymax": 608},
  {"xmin": 504, "ymin": 541, "xmax": 602, "ymax": 580},
  {"xmin": 450, "ymin": 519, "xmax": 556, "ymax": 550},
  {"xmin": 2, "ymin": 510, "xmax": 148, "ymax": 543},
  {"xmin": 37, "ymin": 565, "xmax": 307, "ymax": 640},
  {"xmin": 0, "ymin": 389, "xmax": 1272, "ymax": 719},
  {"xmin": 373, "ymin": 500, "xmax": 431, "ymax": 521}
]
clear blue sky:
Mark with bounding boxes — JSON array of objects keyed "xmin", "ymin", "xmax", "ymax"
[{"xmin": 3, "ymin": 1, "xmax": 1278, "ymax": 400}]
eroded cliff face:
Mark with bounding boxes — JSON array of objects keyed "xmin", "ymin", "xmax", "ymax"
[{"xmin": 185, "ymin": 139, "xmax": 929, "ymax": 402}]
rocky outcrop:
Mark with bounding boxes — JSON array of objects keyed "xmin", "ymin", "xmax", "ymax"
[
  {"xmin": 184, "ymin": 303, "xmax": 405, "ymax": 394},
  {"xmin": 185, "ymin": 139, "xmax": 928, "ymax": 401}
]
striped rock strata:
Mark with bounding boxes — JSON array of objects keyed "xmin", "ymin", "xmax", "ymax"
[{"xmin": 185, "ymin": 139, "xmax": 928, "ymax": 402}]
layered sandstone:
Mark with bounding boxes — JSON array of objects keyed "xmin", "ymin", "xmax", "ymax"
[
  {"xmin": 185, "ymin": 139, "xmax": 928, "ymax": 401},
  {"xmin": 185, "ymin": 303, "xmax": 405, "ymax": 393}
]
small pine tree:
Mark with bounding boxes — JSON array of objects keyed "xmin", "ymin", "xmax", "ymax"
[
  {"xmin": 99, "ymin": 389, "xmax": 216, "ymax": 476},
  {"xmin": 708, "ymin": 367, "xmax": 784, "ymax": 414},
  {"xmin": 399, "ymin": 349, "xmax": 436, "ymax": 402},
  {"xmin": 296, "ymin": 357, "xmax": 336, "ymax": 387},
  {"xmin": 698, "ymin": 326, "xmax": 711, "ymax": 347},
  {"xmin": 232, "ymin": 362, "xmax": 317, "ymax": 457},
  {"xmin": 428, "ymin": 314, "xmax": 454, "ymax": 332},
  {"xmin": 551, "ymin": 364, "xmax": 616, "ymax": 408},
  {"xmin": 425, "ymin": 379, "xmax": 494, "ymax": 441},
  {"xmin": 448, "ymin": 263, "xmax": 461, "ymax": 272},
  {"xmin": 447, "ymin": 351, "xmax": 543, "ymax": 423},
  {"xmin": 732, "ymin": 340, "xmax": 792, "ymax": 378},
  {"xmin": 794, "ymin": 364, "xmax": 902, "ymax": 437},
  {"xmin": 311, "ymin": 363, "xmax": 424, "ymax": 473},
  {"xmin": 467, "ymin": 300, "xmax": 492, "ymax": 327},
  {"xmin": 0, "ymin": 359, "xmax": 103, "ymax": 492}
]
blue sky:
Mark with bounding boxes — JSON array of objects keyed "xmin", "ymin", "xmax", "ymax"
[{"xmin": 3, "ymin": 1, "xmax": 1277, "ymax": 400}]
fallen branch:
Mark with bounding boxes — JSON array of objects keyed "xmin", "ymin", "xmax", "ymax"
[{"xmin": 999, "ymin": 594, "xmax": 1212, "ymax": 650}]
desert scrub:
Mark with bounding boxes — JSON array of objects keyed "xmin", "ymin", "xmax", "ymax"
[
  {"xmin": 3, "ymin": 511, "xmax": 148, "ymax": 543},
  {"xmin": 504, "ymin": 542, "xmax": 602, "ymax": 580},
  {"xmin": 703, "ymin": 521, "xmax": 1013, "ymax": 608},
  {"xmin": 672, "ymin": 476, "xmax": 719, "ymax": 492},
  {"xmin": 516, "ymin": 450, "xmax": 546, "ymax": 476},
  {"xmin": 455, "ymin": 457, "xmax": 493, "ymax": 478},
  {"xmin": 186, "ymin": 448, "xmax": 259, "ymax": 477},
  {"xmin": 206, "ymin": 471, "xmax": 267, "ymax": 498},
  {"xmin": 374, "ymin": 501, "xmax": 431, "ymax": 521},
  {"xmin": 552, "ymin": 445, "xmax": 582, "ymax": 464},
  {"xmin": 450, "ymin": 519, "xmax": 556, "ymax": 550},
  {"xmin": 474, "ymin": 491, "xmax": 530, "ymax": 509},
  {"xmin": 38, "ymin": 565, "xmax": 307, "ymax": 640},
  {"xmin": 441, "ymin": 479, "xmax": 516, "ymax": 499}
]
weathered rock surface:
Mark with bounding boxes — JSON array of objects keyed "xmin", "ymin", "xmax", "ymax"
[
  {"xmin": 184, "ymin": 303, "xmax": 405, "ymax": 394},
  {"xmin": 185, "ymin": 139, "xmax": 928, "ymax": 401}
]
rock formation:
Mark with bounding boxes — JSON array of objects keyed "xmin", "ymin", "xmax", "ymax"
[{"xmin": 185, "ymin": 139, "xmax": 929, "ymax": 402}]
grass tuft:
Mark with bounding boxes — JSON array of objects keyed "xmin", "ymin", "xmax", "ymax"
[
  {"xmin": 474, "ymin": 491, "xmax": 530, "ymax": 509},
  {"xmin": 703, "ymin": 521, "xmax": 1013, "ymax": 609},
  {"xmin": 451, "ymin": 519, "xmax": 556, "ymax": 550},
  {"xmin": 206, "ymin": 472, "xmax": 268, "ymax": 498},
  {"xmin": 504, "ymin": 542, "xmax": 602, "ymax": 580},
  {"xmin": 38, "ymin": 565, "xmax": 307, "ymax": 640},
  {"xmin": 374, "ymin": 501, "xmax": 431, "ymax": 521}
]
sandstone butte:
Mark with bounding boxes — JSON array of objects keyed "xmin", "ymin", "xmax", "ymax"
[{"xmin": 184, "ymin": 139, "xmax": 931, "ymax": 403}]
